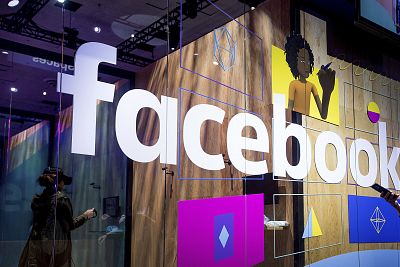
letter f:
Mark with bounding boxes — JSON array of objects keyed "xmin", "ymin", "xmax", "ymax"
[{"xmin": 57, "ymin": 42, "xmax": 117, "ymax": 155}]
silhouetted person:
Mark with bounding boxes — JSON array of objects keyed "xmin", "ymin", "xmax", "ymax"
[{"xmin": 19, "ymin": 167, "xmax": 95, "ymax": 267}]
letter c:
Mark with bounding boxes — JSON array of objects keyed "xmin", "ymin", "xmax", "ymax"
[{"xmin": 183, "ymin": 104, "xmax": 225, "ymax": 170}]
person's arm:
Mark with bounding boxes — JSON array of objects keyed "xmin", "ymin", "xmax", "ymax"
[
  {"xmin": 381, "ymin": 191, "xmax": 400, "ymax": 215},
  {"xmin": 62, "ymin": 197, "xmax": 95, "ymax": 230}
]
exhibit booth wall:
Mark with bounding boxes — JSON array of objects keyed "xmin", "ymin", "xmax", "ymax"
[
  {"xmin": 133, "ymin": 0, "xmax": 400, "ymax": 266},
  {"xmin": 2, "ymin": 0, "xmax": 400, "ymax": 266}
]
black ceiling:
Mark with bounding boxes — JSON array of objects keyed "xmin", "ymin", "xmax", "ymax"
[{"xmin": 0, "ymin": 0, "xmax": 258, "ymax": 137}]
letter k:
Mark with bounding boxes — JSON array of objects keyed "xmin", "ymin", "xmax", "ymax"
[
  {"xmin": 57, "ymin": 42, "xmax": 117, "ymax": 155},
  {"xmin": 379, "ymin": 122, "xmax": 400, "ymax": 189}
]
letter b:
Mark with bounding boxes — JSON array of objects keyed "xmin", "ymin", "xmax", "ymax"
[{"xmin": 273, "ymin": 94, "xmax": 311, "ymax": 180}]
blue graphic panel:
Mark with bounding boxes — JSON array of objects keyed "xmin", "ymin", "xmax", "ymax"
[
  {"xmin": 214, "ymin": 213, "xmax": 234, "ymax": 261},
  {"xmin": 348, "ymin": 195, "xmax": 400, "ymax": 243}
]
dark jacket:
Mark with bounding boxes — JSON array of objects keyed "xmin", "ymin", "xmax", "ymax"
[{"xmin": 18, "ymin": 188, "xmax": 87, "ymax": 267}]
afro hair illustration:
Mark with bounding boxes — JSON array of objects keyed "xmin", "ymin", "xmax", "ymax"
[{"xmin": 284, "ymin": 34, "xmax": 314, "ymax": 79}]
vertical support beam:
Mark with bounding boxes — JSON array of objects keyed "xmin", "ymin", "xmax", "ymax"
[{"xmin": 292, "ymin": 110, "xmax": 304, "ymax": 267}]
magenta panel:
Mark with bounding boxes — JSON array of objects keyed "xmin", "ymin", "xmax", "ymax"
[{"xmin": 177, "ymin": 194, "xmax": 264, "ymax": 267}]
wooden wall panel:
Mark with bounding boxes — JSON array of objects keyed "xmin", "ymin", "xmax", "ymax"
[
  {"xmin": 131, "ymin": 3, "xmax": 400, "ymax": 267},
  {"xmin": 301, "ymin": 11, "xmax": 400, "ymax": 265},
  {"xmin": 132, "ymin": 0, "xmax": 292, "ymax": 266}
]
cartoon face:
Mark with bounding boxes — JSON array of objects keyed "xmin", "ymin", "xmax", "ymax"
[{"xmin": 297, "ymin": 48, "xmax": 311, "ymax": 79}]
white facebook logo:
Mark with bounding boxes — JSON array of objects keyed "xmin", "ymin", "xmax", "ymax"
[{"xmin": 57, "ymin": 42, "xmax": 117, "ymax": 155}]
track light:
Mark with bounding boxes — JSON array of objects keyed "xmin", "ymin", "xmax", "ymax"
[
  {"xmin": 238, "ymin": 0, "xmax": 264, "ymax": 9},
  {"xmin": 94, "ymin": 26, "xmax": 101, "ymax": 33},
  {"xmin": 8, "ymin": 0, "xmax": 19, "ymax": 7}
]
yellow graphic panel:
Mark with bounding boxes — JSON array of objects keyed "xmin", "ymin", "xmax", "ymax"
[{"xmin": 272, "ymin": 45, "xmax": 340, "ymax": 125}]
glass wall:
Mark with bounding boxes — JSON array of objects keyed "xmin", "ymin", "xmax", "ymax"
[{"xmin": 1, "ymin": 0, "xmax": 400, "ymax": 266}]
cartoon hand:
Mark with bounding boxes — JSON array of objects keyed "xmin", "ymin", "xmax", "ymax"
[{"xmin": 317, "ymin": 67, "xmax": 336, "ymax": 96}]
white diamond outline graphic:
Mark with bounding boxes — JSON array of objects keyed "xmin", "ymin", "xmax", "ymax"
[
  {"xmin": 213, "ymin": 26, "xmax": 237, "ymax": 72},
  {"xmin": 218, "ymin": 225, "xmax": 230, "ymax": 248},
  {"xmin": 370, "ymin": 206, "xmax": 386, "ymax": 234}
]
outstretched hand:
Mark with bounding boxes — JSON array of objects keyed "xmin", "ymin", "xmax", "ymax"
[
  {"xmin": 381, "ymin": 191, "xmax": 400, "ymax": 215},
  {"xmin": 84, "ymin": 208, "xmax": 96, "ymax": 219},
  {"xmin": 317, "ymin": 67, "xmax": 336, "ymax": 96},
  {"xmin": 381, "ymin": 191, "xmax": 399, "ymax": 207}
]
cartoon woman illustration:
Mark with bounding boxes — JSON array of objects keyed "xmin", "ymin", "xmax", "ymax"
[{"xmin": 285, "ymin": 34, "xmax": 336, "ymax": 119}]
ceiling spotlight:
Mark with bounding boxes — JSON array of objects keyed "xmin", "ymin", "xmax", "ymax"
[
  {"xmin": 130, "ymin": 33, "xmax": 135, "ymax": 38},
  {"xmin": 10, "ymin": 87, "xmax": 18, "ymax": 92},
  {"xmin": 213, "ymin": 61, "xmax": 219, "ymax": 65},
  {"xmin": 94, "ymin": 26, "xmax": 101, "ymax": 33},
  {"xmin": 8, "ymin": 0, "xmax": 19, "ymax": 7},
  {"xmin": 2, "ymin": 51, "xmax": 9, "ymax": 55},
  {"xmin": 251, "ymin": 6, "xmax": 255, "ymax": 10},
  {"xmin": 57, "ymin": 0, "xmax": 65, "ymax": 3},
  {"xmin": 43, "ymin": 91, "xmax": 47, "ymax": 96}
]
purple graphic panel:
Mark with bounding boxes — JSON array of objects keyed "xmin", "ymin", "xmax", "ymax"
[
  {"xmin": 214, "ymin": 213, "xmax": 234, "ymax": 261},
  {"xmin": 178, "ymin": 194, "xmax": 264, "ymax": 267}
]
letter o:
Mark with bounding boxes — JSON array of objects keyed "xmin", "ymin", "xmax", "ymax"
[
  {"xmin": 315, "ymin": 131, "xmax": 346, "ymax": 183},
  {"xmin": 349, "ymin": 139, "xmax": 377, "ymax": 187}
]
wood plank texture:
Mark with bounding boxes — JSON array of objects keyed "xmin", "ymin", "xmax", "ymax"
[{"xmin": 132, "ymin": 0, "xmax": 292, "ymax": 266}]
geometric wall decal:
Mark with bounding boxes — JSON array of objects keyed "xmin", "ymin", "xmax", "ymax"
[
  {"xmin": 180, "ymin": 0, "xmax": 265, "ymax": 101},
  {"xmin": 213, "ymin": 26, "xmax": 236, "ymax": 71},
  {"xmin": 214, "ymin": 213, "xmax": 234, "ymax": 261},
  {"xmin": 178, "ymin": 194, "xmax": 264, "ymax": 266},
  {"xmin": 302, "ymin": 207, "xmax": 323, "ymax": 238},
  {"xmin": 370, "ymin": 206, "xmax": 385, "ymax": 234},
  {"xmin": 273, "ymin": 194, "xmax": 343, "ymax": 258},
  {"xmin": 348, "ymin": 195, "xmax": 400, "ymax": 243},
  {"xmin": 367, "ymin": 101, "xmax": 380, "ymax": 123},
  {"xmin": 343, "ymin": 82, "xmax": 397, "ymax": 139}
]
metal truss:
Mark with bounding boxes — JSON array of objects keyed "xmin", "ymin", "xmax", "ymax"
[
  {"xmin": 12, "ymin": 0, "xmax": 50, "ymax": 28},
  {"xmin": 0, "ymin": 0, "xmax": 227, "ymax": 68},
  {"xmin": 0, "ymin": 0, "xmax": 153, "ymax": 67},
  {"xmin": 117, "ymin": 0, "xmax": 218, "ymax": 54}
]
